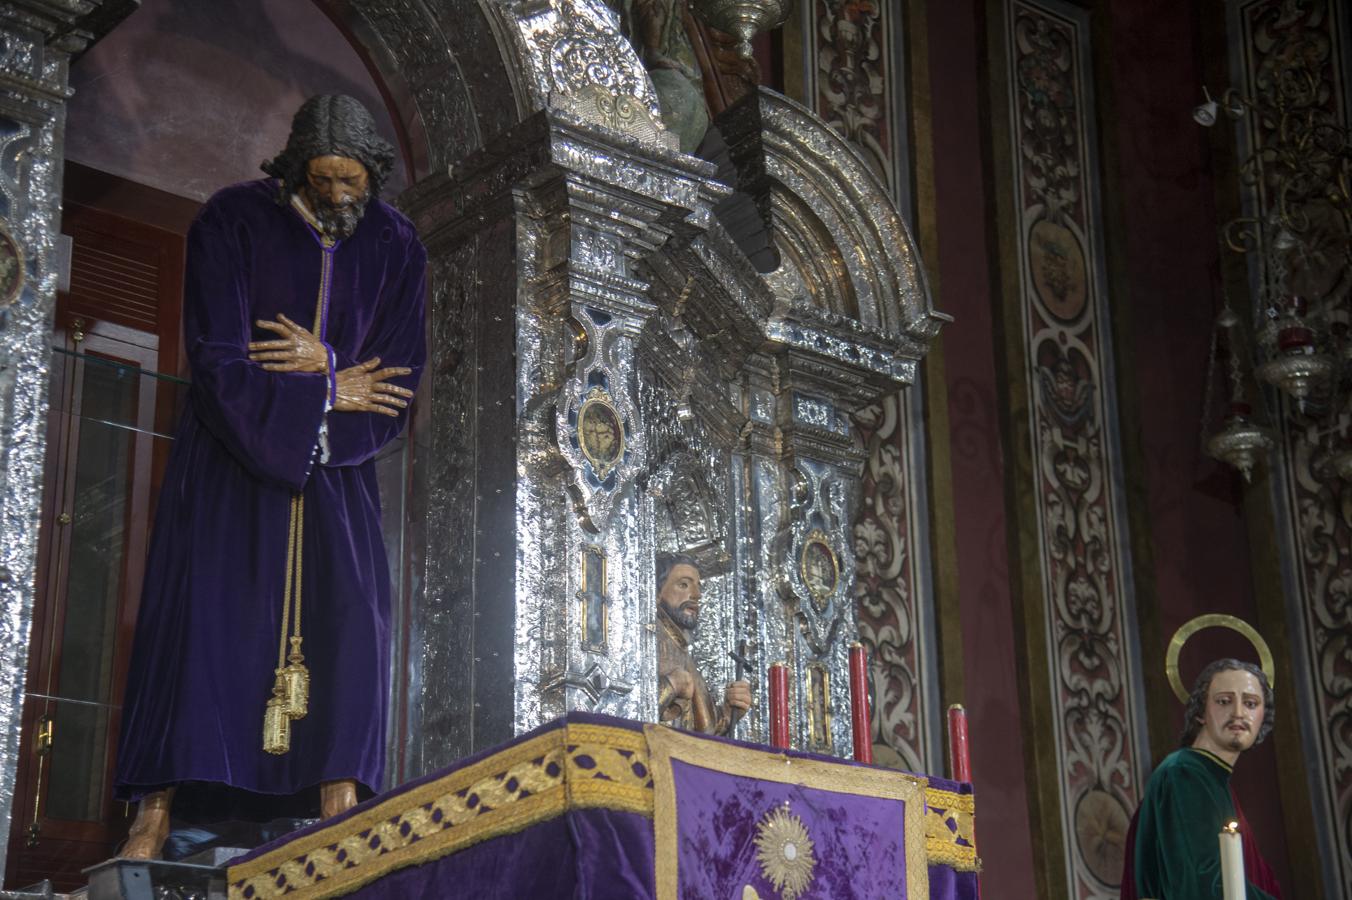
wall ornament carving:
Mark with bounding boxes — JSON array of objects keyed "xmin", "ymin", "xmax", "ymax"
[
  {"xmin": 549, "ymin": 83, "xmax": 679, "ymax": 151},
  {"xmin": 557, "ymin": 321, "xmax": 649, "ymax": 530},
  {"xmin": 0, "ymin": 217, "xmax": 25, "ymax": 307},
  {"xmin": 1000, "ymin": 1, "xmax": 1147, "ymax": 897},
  {"xmin": 398, "ymin": 76, "xmax": 946, "ymax": 767},
  {"xmin": 1228, "ymin": 1, "xmax": 1352, "ymax": 893},
  {"xmin": 716, "ymin": 88, "xmax": 949, "ymax": 395},
  {"xmin": 493, "ymin": 0, "xmax": 664, "ymax": 133}
]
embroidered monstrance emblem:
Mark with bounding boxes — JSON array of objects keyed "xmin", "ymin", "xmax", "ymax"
[{"xmin": 753, "ymin": 803, "xmax": 817, "ymax": 900}]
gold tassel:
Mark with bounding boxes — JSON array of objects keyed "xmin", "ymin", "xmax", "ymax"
[
  {"xmin": 263, "ymin": 494, "xmax": 308, "ymax": 753},
  {"xmin": 263, "ymin": 682, "xmax": 291, "ymax": 755},
  {"xmin": 282, "ymin": 636, "xmax": 309, "ymax": 719}
]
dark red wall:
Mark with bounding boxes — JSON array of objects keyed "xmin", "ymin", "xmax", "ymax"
[
  {"xmin": 1103, "ymin": 0, "xmax": 1292, "ymax": 891},
  {"xmin": 926, "ymin": 2, "xmax": 1040, "ymax": 896}
]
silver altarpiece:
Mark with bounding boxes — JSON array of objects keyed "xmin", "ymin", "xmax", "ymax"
[
  {"xmin": 0, "ymin": 0, "xmax": 945, "ymax": 870},
  {"xmin": 400, "ymin": 30, "xmax": 946, "ymax": 766}
]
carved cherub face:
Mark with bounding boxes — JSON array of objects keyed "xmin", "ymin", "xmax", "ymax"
[{"xmin": 658, "ymin": 562, "xmax": 702, "ymax": 632}]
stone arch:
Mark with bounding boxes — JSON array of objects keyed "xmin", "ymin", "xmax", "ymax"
[
  {"xmin": 319, "ymin": 0, "xmax": 663, "ymax": 177},
  {"xmin": 316, "ymin": 0, "xmax": 499, "ymax": 176}
]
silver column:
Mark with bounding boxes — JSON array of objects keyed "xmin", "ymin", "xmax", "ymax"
[{"xmin": 0, "ymin": 0, "xmax": 137, "ymax": 875}]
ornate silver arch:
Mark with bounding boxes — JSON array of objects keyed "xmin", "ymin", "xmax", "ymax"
[{"xmin": 718, "ymin": 88, "xmax": 949, "ymax": 383}]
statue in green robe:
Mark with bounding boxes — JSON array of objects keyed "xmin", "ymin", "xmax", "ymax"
[{"xmin": 1128, "ymin": 659, "xmax": 1282, "ymax": 899}]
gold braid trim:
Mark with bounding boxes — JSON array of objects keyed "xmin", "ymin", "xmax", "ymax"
[
  {"xmin": 563, "ymin": 723, "xmax": 654, "ymax": 814},
  {"xmin": 262, "ymin": 241, "xmax": 333, "ymax": 754},
  {"xmin": 228, "ymin": 723, "xmax": 653, "ymax": 900},
  {"xmin": 924, "ymin": 786, "xmax": 981, "ymax": 872}
]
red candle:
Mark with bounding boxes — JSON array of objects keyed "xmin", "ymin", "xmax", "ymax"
[
  {"xmin": 947, "ymin": 703, "xmax": 971, "ymax": 782},
  {"xmin": 769, "ymin": 662, "xmax": 790, "ymax": 749},
  {"xmin": 849, "ymin": 642, "xmax": 873, "ymax": 763}
]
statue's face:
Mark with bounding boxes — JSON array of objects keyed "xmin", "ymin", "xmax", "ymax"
[
  {"xmin": 658, "ymin": 563, "xmax": 702, "ymax": 631},
  {"xmin": 305, "ymin": 155, "xmax": 368, "ymax": 206},
  {"xmin": 1192, "ymin": 668, "xmax": 1265, "ymax": 757},
  {"xmin": 302, "ymin": 155, "xmax": 370, "ymax": 239}
]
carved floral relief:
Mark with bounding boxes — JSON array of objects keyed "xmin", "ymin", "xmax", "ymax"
[
  {"xmin": 814, "ymin": 0, "xmax": 892, "ymax": 191},
  {"xmin": 853, "ymin": 394, "xmax": 927, "ymax": 772},
  {"xmin": 1238, "ymin": 1, "xmax": 1352, "ymax": 894},
  {"xmin": 811, "ymin": 0, "xmax": 930, "ymax": 775}
]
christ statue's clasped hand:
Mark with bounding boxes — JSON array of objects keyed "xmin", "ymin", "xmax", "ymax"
[
  {"xmin": 334, "ymin": 357, "xmax": 412, "ymax": 417},
  {"xmin": 249, "ymin": 314, "xmax": 413, "ymax": 416},
  {"xmin": 249, "ymin": 314, "xmax": 329, "ymax": 373}
]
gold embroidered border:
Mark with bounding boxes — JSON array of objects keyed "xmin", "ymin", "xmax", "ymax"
[
  {"xmin": 924, "ymin": 787, "xmax": 980, "ymax": 872},
  {"xmin": 565, "ymin": 722, "xmax": 654, "ymax": 814},
  {"xmin": 228, "ymin": 723, "xmax": 653, "ymax": 900},
  {"xmin": 645, "ymin": 724, "xmax": 930, "ymax": 900}
]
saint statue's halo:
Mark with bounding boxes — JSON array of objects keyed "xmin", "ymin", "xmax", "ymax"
[{"xmin": 1165, "ymin": 613, "xmax": 1275, "ymax": 704}]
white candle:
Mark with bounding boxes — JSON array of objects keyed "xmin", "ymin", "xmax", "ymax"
[{"xmin": 1219, "ymin": 820, "xmax": 1245, "ymax": 900}]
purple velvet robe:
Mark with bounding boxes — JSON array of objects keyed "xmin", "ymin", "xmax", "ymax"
[{"xmin": 113, "ymin": 180, "xmax": 426, "ymax": 819}]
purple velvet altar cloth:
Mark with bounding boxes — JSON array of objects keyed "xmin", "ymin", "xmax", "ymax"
[
  {"xmin": 227, "ymin": 714, "xmax": 978, "ymax": 900},
  {"xmin": 668, "ymin": 756, "xmax": 909, "ymax": 897},
  {"xmin": 928, "ymin": 862, "xmax": 978, "ymax": 900},
  {"xmin": 310, "ymin": 808, "xmax": 656, "ymax": 900}
]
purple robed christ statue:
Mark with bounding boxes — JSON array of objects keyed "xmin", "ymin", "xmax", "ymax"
[{"xmin": 113, "ymin": 96, "xmax": 426, "ymax": 844}]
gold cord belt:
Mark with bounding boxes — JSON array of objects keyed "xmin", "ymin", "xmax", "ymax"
[{"xmin": 262, "ymin": 236, "xmax": 333, "ymax": 754}]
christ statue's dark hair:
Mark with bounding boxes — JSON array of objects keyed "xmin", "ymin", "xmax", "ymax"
[
  {"xmin": 1179, "ymin": 658, "xmax": 1275, "ymax": 748},
  {"xmin": 656, "ymin": 553, "xmax": 700, "ymax": 593},
  {"xmin": 261, "ymin": 95, "xmax": 395, "ymax": 199}
]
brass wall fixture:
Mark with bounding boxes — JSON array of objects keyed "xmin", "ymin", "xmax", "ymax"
[
  {"xmin": 690, "ymin": 0, "xmax": 794, "ymax": 59},
  {"xmin": 1196, "ymin": 59, "xmax": 1352, "ymax": 480}
]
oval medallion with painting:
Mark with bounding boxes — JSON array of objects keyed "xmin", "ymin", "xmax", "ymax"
[{"xmin": 0, "ymin": 221, "xmax": 24, "ymax": 308}]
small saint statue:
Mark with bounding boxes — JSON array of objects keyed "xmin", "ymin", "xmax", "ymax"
[{"xmin": 656, "ymin": 553, "xmax": 751, "ymax": 734}]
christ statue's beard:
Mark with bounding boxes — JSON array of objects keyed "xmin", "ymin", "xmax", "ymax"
[
  {"xmin": 313, "ymin": 192, "xmax": 369, "ymax": 240},
  {"xmin": 665, "ymin": 603, "xmax": 699, "ymax": 632}
]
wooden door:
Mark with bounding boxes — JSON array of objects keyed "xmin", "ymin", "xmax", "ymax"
[{"xmin": 5, "ymin": 199, "xmax": 188, "ymax": 891}]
